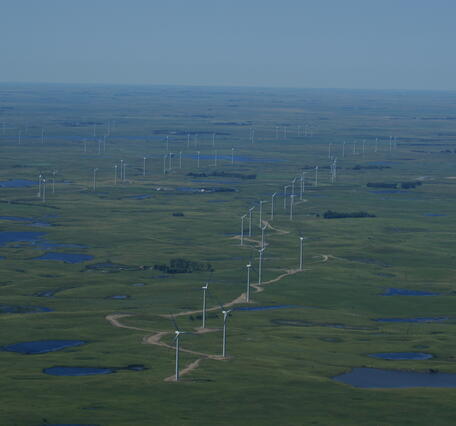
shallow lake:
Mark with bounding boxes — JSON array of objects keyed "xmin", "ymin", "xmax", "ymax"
[
  {"xmin": 0, "ymin": 179, "xmax": 37, "ymax": 188},
  {"xmin": 382, "ymin": 288, "xmax": 440, "ymax": 296},
  {"xmin": 235, "ymin": 305, "xmax": 300, "ymax": 311},
  {"xmin": 0, "ymin": 305, "xmax": 52, "ymax": 314},
  {"xmin": 369, "ymin": 352, "xmax": 433, "ymax": 360},
  {"xmin": 43, "ymin": 365, "xmax": 145, "ymax": 376},
  {"xmin": 374, "ymin": 317, "xmax": 448, "ymax": 323},
  {"xmin": 34, "ymin": 252, "xmax": 94, "ymax": 263},
  {"xmin": 3, "ymin": 340, "xmax": 85, "ymax": 354},
  {"xmin": 333, "ymin": 367, "xmax": 456, "ymax": 388}
]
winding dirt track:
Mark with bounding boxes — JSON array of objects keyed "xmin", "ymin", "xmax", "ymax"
[{"xmin": 105, "ymin": 219, "xmax": 331, "ymax": 381}]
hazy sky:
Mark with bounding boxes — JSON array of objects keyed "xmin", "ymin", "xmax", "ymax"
[{"xmin": 1, "ymin": 0, "xmax": 455, "ymax": 90}]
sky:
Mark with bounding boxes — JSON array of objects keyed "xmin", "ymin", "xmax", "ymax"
[{"xmin": 0, "ymin": 0, "xmax": 455, "ymax": 90}]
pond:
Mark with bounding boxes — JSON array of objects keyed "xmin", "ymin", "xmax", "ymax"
[
  {"xmin": 333, "ymin": 367, "xmax": 456, "ymax": 388},
  {"xmin": 44, "ymin": 367, "xmax": 113, "ymax": 376},
  {"xmin": 369, "ymin": 352, "xmax": 433, "ymax": 360},
  {"xmin": 127, "ymin": 194, "xmax": 152, "ymax": 199},
  {"xmin": 0, "ymin": 179, "xmax": 37, "ymax": 188},
  {"xmin": 234, "ymin": 305, "xmax": 301, "ymax": 311},
  {"xmin": 2, "ymin": 340, "xmax": 85, "ymax": 354},
  {"xmin": 382, "ymin": 288, "xmax": 440, "ymax": 296},
  {"xmin": 34, "ymin": 252, "xmax": 94, "ymax": 263},
  {"xmin": 374, "ymin": 317, "xmax": 448, "ymax": 323},
  {"xmin": 182, "ymin": 153, "xmax": 284, "ymax": 164},
  {"xmin": 0, "ymin": 305, "xmax": 52, "ymax": 314},
  {"xmin": 43, "ymin": 364, "xmax": 145, "ymax": 376},
  {"xmin": 0, "ymin": 231, "xmax": 45, "ymax": 247}
]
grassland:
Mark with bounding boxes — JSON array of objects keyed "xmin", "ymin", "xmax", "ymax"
[{"xmin": 1, "ymin": 84, "xmax": 456, "ymax": 425}]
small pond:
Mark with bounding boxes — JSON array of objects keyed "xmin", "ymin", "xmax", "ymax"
[
  {"xmin": 43, "ymin": 364, "xmax": 145, "ymax": 376},
  {"xmin": 369, "ymin": 352, "xmax": 433, "ymax": 360},
  {"xmin": 382, "ymin": 288, "xmax": 440, "ymax": 296},
  {"xmin": 235, "ymin": 305, "xmax": 301, "ymax": 311},
  {"xmin": 0, "ymin": 305, "xmax": 52, "ymax": 314},
  {"xmin": 34, "ymin": 253, "xmax": 94, "ymax": 263},
  {"xmin": 0, "ymin": 179, "xmax": 37, "ymax": 188},
  {"xmin": 374, "ymin": 317, "xmax": 448, "ymax": 323},
  {"xmin": 333, "ymin": 367, "xmax": 456, "ymax": 388},
  {"xmin": 2, "ymin": 340, "xmax": 85, "ymax": 354}
]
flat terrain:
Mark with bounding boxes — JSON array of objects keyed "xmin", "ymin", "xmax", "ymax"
[{"xmin": 1, "ymin": 84, "xmax": 456, "ymax": 425}]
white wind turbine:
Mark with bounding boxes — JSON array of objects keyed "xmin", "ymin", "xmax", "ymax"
[
  {"xmin": 171, "ymin": 317, "xmax": 194, "ymax": 381},
  {"xmin": 248, "ymin": 206, "xmax": 255, "ymax": 237},
  {"xmin": 270, "ymin": 192, "xmax": 277, "ymax": 221},
  {"xmin": 246, "ymin": 263, "xmax": 252, "ymax": 302},
  {"xmin": 201, "ymin": 282, "xmax": 209, "ymax": 329},
  {"xmin": 240, "ymin": 214, "xmax": 247, "ymax": 246}
]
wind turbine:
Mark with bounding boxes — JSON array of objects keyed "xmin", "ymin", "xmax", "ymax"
[
  {"xmin": 261, "ymin": 223, "xmax": 267, "ymax": 249},
  {"xmin": 37, "ymin": 174, "xmax": 42, "ymax": 198},
  {"xmin": 246, "ymin": 263, "xmax": 252, "ymax": 302},
  {"xmin": 171, "ymin": 317, "xmax": 193, "ymax": 381},
  {"xmin": 163, "ymin": 154, "xmax": 167, "ymax": 174},
  {"xmin": 52, "ymin": 170, "xmax": 56, "ymax": 194},
  {"xmin": 187, "ymin": 133, "xmax": 190, "ymax": 149},
  {"xmin": 93, "ymin": 168, "xmax": 98, "ymax": 191},
  {"xmin": 258, "ymin": 247, "xmax": 265, "ymax": 285},
  {"xmin": 240, "ymin": 214, "xmax": 246, "ymax": 246},
  {"xmin": 291, "ymin": 177, "xmax": 297, "ymax": 196},
  {"xmin": 270, "ymin": 192, "xmax": 277, "ymax": 221},
  {"xmin": 212, "ymin": 133, "xmax": 216, "ymax": 147},
  {"xmin": 248, "ymin": 206, "xmax": 255, "ymax": 237},
  {"xmin": 42, "ymin": 178, "xmax": 46, "ymax": 202},
  {"xmin": 289, "ymin": 195, "xmax": 295, "ymax": 220},
  {"xmin": 300, "ymin": 172, "xmax": 306, "ymax": 200},
  {"xmin": 179, "ymin": 151, "xmax": 182, "ymax": 169},
  {"xmin": 222, "ymin": 309, "xmax": 232, "ymax": 358},
  {"xmin": 283, "ymin": 185, "xmax": 290, "ymax": 209},
  {"xmin": 143, "ymin": 157, "xmax": 147, "ymax": 176},
  {"xmin": 231, "ymin": 148, "xmax": 234, "ymax": 166},
  {"xmin": 114, "ymin": 164, "xmax": 118, "ymax": 184},
  {"xmin": 197, "ymin": 151, "xmax": 200, "ymax": 168},
  {"xmin": 314, "ymin": 166, "xmax": 318, "ymax": 187},
  {"xmin": 201, "ymin": 282, "xmax": 209, "ymax": 329},
  {"xmin": 299, "ymin": 236, "xmax": 304, "ymax": 270},
  {"xmin": 375, "ymin": 138, "xmax": 378, "ymax": 153},
  {"xmin": 259, "ymin": 200, "xmax": 266, "ymax": 227}
]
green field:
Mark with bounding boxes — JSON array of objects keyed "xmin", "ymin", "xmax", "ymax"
[{"xmin": 1, "ymin": 84, "xmax": 456, "ymax": 425}]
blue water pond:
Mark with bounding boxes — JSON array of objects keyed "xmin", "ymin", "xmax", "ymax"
[
  {"xmin": 423, "ymin": 213, "xmax": 447, "ymax": 217},
  {"xmin": 374, "ymin": 317, "xmax": 448, "ymax": 323},
  {"xmin": 0, "ymin": 179, "xmax": 37, "ymax": 188},
  {"xmin": 34, "ymin": 252, "xmax": 94, "ymax": 263},
  {"xmin": 43, "ymin": 365, "xmax": 145, "ymax": 376},
  {"xmin": 333, "ymin": 367, "xmax": 456, "ymax": 388},
  {"xmin": 0, "ymin": 305, "xmax": 52, "ymax": 314},
  {"xmin": 382, "ymin": 288, "xmax": 440, "ymax": 296},
  {"xmin": 234, "ymin": 305, "xmax": 300, "ymax": 311},
  {"xmin": 369, "ymin": 352, "xmax": 433, "ymax": 360},
  {"xmin": 44, "ymin": 367, "xmax": 113, "ymax": 376},
  {"xmin": 3, "ymin": 340, "xmax": 85, "ymax": 354},
  {"xmin": 0, "ymin": 231, "xmax": 45, "ymax": 247},
  {"xmin": 0, "ymin": 216, "xmax": 33, "ymax": 222},
  {"xmin": 128, "ymin": 194, "xmax": 152, "ymax": 199}
]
